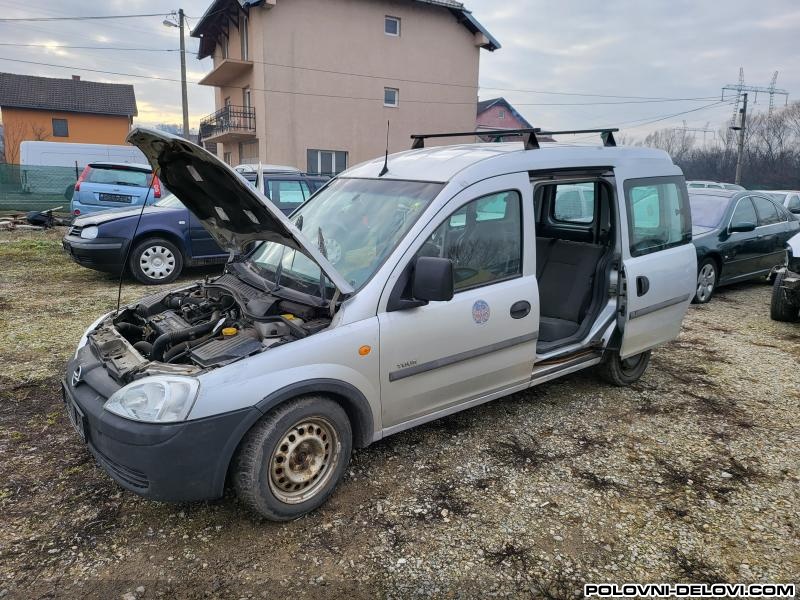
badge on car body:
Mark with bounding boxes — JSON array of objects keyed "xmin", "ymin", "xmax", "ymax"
[{"xmin": 472, "ymin": 300, "xmax": 490, "ymax": 324}]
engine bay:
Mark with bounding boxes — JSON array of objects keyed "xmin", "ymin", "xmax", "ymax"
[{"xmin": 91, "ymin": 274, "xmax": 332, "ymax": 381}]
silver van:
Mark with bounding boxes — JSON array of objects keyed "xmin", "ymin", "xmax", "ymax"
[{"xmin": 63, "ymin": 128, "xmax": 696, "ymax": 520}]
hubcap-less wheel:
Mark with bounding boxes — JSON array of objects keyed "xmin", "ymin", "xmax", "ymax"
[
  {"xmin": 621, "ymin": 354, "xmax": 645, "ymax": 373},
  {"xmin": 139, "ymin": 245, "xmax": 176, "ymax": 280},
  {"xmin": 269, "ymin": 417, "xmax": 340, "ymax": 505},
  {"xmin": 696, "ymin": 263, "xmax": 716, "ymax": 302}
]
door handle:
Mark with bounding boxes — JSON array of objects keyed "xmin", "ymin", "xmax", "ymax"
[
  {"xmin": 636, "ymin": 276, "xmax": 649, "ymax": 296},
  {"xmin": 510, "ymin": 300, "xmax": 531, "ymax": 319}
]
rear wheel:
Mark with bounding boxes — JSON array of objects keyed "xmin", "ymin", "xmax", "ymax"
[
  {"xmin": 129, "ymin": 237, "xmax": 183, "ymax": 284},
  {"xmin": 770, "ymin": 270, "xmax": 799, "ymax": 322},
  {"xmin": 598, "ymin": 350, "xmax": 652, "ymax": 386},
  {"xmin": 232, "ymin": 396, "xmax": 352, "ymax": 521},
  {"xmin": 693, "ymin": 258, "xmax": 717, "ymax": 304}
]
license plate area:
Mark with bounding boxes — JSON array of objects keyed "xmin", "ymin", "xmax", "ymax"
[
  {"xmin": 63, "ymin": 387, "xmax": 87, "ymax": 441},
  {"xmin": 99, "ymin": 193, "xmax": 132, "ymax": 203}
]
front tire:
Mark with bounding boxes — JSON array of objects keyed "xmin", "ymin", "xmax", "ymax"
[
  {"xmin": 232, "ymin": 396, "xmax": 352, "ymax": 521},
  {"xmin": 129, "ymin": 237, "xmax": 183, "ymax": 284},
  {"xmin": 598, "ymin": 350, "xmax": 652, "ymax": 386},
  {"xmin": 693, "ymin": 258, "xmax": 717, "ymax": 304},
  {"xmin": 770, "ymin": 270, "xmax": 799, "ymax": 322}
]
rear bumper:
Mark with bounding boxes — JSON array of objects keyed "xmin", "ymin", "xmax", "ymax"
[
  {"xmin": 62, "ymin": 235, "xmax": 127, "ymax": 273},
  {"xmin": 62, "ymin": 360, "xmax": 261, "ymax": 501}
]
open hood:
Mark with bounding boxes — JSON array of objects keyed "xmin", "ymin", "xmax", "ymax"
[{"xmin": 126, "ymin": 128, "xmax": 354, "ymax": 295}]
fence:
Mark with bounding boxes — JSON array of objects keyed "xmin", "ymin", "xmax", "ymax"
[{"xmin": 0, "ymin": 163, "xmax": 78, "ymax": 212}]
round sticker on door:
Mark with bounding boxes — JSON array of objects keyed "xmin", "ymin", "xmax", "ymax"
[{"xmin": 472, "ymin": 300, "xmax": 490, "ymax": 324}]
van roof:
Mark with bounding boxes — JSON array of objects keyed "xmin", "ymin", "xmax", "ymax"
[{"xmin": 343, "ymin": 142, "xmax": 677, "ymax": 185}]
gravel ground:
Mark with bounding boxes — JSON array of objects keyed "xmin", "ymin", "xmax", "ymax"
[{"xmin": 1, "ymin": 229, "xmax": 798, "ymax": 599}]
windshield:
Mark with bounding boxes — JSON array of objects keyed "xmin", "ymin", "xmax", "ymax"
[
  {"xmin": 154, "ymin": 194, "xmax": 184, "ymax": 208},
  {"xmin": 247, "ymin": 178, "xmax": 443, "ymax": 295},
  {"xmin": 689, "ymin": 194, "xmax": 731, "ymax": 228}
]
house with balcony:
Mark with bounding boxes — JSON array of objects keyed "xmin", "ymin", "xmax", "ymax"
[{"xmin": 192, "ymin": 0, "xmax": 499, "ymax": 173}]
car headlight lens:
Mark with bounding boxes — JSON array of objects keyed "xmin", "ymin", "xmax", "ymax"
[
  {"xmin": 80, "ymin": 226, "xmax": 99, "ymax": 240},
  {"xmin": 104, "ymin": 376, "xmax": 199, "ymax": 423}
]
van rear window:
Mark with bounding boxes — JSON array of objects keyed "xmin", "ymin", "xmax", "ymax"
[{"xmin": 85, "ymin": 166, "xmax": 150, "ymax": 188}]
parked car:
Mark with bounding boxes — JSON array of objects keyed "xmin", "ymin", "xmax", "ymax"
[
  {"xmin": 63, "ymin": 127, "xmax": 697, "ymax": 521},
  {"xmin": 689, "ymin": 189, "xmax": 800, "ymax": 303},
  {"xmin": 687, "ymin": 180, "xmax": 745, "ymax": 191},
  {"xmin": 70, "ymin": 162, "xmax": 163, "ymax": 217},
  {"xmin": 758, "ymin": 190, "xmax": 800, "ymax": 215},
  {"xmin": 63, "ymin": 173, "xmax": 328, "ymax": 284},
  {"xmin": 770, "ymin": 265, "xmax": 800, "ymax": 322}
]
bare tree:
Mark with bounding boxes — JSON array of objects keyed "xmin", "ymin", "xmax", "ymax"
[{"xmin": 1, "ymin": 120, "xmax": 49, "ymax": 163}]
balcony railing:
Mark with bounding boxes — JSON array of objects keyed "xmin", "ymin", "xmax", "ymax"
[{"xmin": 199, "ymin": 105, "xmax": 256, "ymax": 142}]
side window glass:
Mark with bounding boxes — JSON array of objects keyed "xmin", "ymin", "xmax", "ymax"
[
  {"xmin": 752, "ymin": 196, "xmax": 780, "ymax": 225},
  {"xmin": 419, "ymin": 191, "xmax": 522, "ymax": 291},
  {"xmin": 552, "ymin": 182, "xmax": 595, "ymax": 224},
  {"xmin": 731, "ymin": 198, "xmax": 757, "ymax": 228},
  {"xmin": 625, "ymin": 178, "xmax": 691, "ymax": 257},
  {"xmin": 270, "ymin": 180, "xmax": 307, "ymax": 207},
  {"xmin": 788, "ymin": 195, "xmax": 800, "ymax": 212}
]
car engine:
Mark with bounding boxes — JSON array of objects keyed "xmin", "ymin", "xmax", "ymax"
[{"xmin": 94, "ymin": 274, "xmax": 332, "ymax": 380}]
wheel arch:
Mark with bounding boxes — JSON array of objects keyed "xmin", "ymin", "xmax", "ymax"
[
  {"xmin": 699, "ymin": 252, "xmax": 723, "ymax": 278},
  {"xmin": 131, "ymin": 229, "xmax": 188, "ymax": 258}
]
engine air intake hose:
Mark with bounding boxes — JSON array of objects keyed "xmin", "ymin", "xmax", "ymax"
[{"xmin": 150, "ymin": 311, "xmax": 221, "ymax": 362}]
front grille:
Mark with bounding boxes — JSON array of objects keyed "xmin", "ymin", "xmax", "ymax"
[
  {"xmin": 94, "ymin": 446, "xmax": 149, "ymax": 489},
  {"xmin": 69, "ymin": 225, "xmax": 83, "ymax": 237}
]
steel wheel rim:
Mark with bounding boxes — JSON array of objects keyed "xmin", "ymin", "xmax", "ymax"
[
  {"xmin": 139, "ymin": 245, "xmax": 176, "ymax": 280},
  {"xmin": 268, "ymin": 416, "xmax": 340, "ymax": 505},
  {"xmin": 696, "ymin": 264, "xmax": 715, "ymax": 302},
  {"xmin": 621, "ymin": 353, "xmax": 644, "ymax": 373}
]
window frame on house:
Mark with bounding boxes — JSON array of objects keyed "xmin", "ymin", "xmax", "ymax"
[
  {"xmin": 384, "ymin": 16, "xmax": 400, "ymax": 36},
  {"xmin": 52, "ymin": 118, "xmax": 69, "ymax": 137},
  {"xmin": 221, "ymin": 35, "xmax": 230, "ymax": 59},
  {"xmin": 307, "ymin": 149, "xmax": 348, "ymax": 176},
  {"xmin": 384, "ymin": 87, "xmax": 399, "ymax": 108},
  {"xmin": 240, "ymin": 13, "xmax": 249, "ymax": 60},
  {"xmin": 497, "ymin": 109, "xmax": 506, "ymax": 120}
]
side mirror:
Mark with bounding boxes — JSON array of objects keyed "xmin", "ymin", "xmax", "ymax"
[
  {"xmin": 412, "ymin": 256, "xmax": 454, "ymax": 302},
  {"xmin": 730, "ymin": 221, "xmax": 756, "ymax": 233}
]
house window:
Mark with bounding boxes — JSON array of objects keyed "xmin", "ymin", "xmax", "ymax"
[
  {"xmin": 52, "ymin": 118, "xmax": 68, "ymax": 137},
  {"xmin": 240, "ymin": 14, "xmax": 249, "ymax": 60},
  {"xmin": 384, "ymin": 87, "xmax": 399, "ymax": 107},
  {"xmin": 307, "ymin": 149, "xmax": 348, "ymax": 176},
  {"xmin": 242, "ymin": 87, "xmax": 251, "ymax": 109},
  {"xmin": 498, "ymin": 109, "xmax": 506, "ymax": 120},
  {"xmin": 384, "ymin": 16, "xmax": 400, "ymax": 36}
]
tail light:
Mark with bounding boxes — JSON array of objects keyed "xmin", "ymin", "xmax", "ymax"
[
  {"xmin": 149, "ymin": 173, "xmax": 162, "ymax": 199},
  {"xmin": 74, "ymin": 165, "xmax": 91, "ymax": 192},
  {"xmin": 73, "ymin": 209, "xmax": 81, "ymax": 216}
]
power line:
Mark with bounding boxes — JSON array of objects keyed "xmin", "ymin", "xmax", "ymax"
[
  {"xmin": 0, "ymin": 42, "xmax": 183, "ymax": 52},
  {"xmin": 0, "ymin": 13, "xmax": 168, "ymax": 22}
]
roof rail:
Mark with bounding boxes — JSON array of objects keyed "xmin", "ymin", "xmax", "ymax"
[
  {"xmin": 410, "ymin": 127, "xmax": 620, "ymax": 150},
  {"xmin": 411, "ymin": 128, "xmax": 542, "ymax": 150},
  {"xmin": 537, "ymin": 128, "xmax": 619, "ymax": 147}
]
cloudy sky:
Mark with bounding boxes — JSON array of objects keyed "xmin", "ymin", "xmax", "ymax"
[{"xmin": 0, "ymin": 0, "xmax": 797, "ymax": 142}]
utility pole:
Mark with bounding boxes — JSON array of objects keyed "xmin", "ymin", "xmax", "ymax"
[
  {"xmin": 164, "ymin": 10, "xmax": 190, "ymax": 138},
  {"xmin": 733, "ymin": 93, "xmax": 748, "ymax": 185},
  {"xmin": 179, "ymin": 9, "xmax": 189, "ymax": 138}
]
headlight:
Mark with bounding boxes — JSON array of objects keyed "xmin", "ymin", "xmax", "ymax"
[
  {"xmin": 80, "ymin": 226, "xmax": 99, "ymax": 240},
  {"xmin": 104, "ymin": 376, "xmax": 199, "ymax": 423}
]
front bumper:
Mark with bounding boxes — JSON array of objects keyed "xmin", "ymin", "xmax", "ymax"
[
  {"xmin": 62, "ymin": 352, "xmax": 262, "ymax": 502},
  {"xmin": 62, "ymin": 235, "xmax": 127, "ymax": 273}
]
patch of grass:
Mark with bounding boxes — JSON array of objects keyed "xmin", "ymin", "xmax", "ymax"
[
  {"xmin": 487, "ymin": 433, "xmax": 560, "ymax": 469},
  {"xmin": 484, "ymin": 541, "xmax": 531, "ymax": 567},
  {"xmin": 670, "ymin": 548, "xmax": 728, "ymax": 583},
  {"xmin": 573, "ymin": 470, "xmax": 626, "ymax": 493}
]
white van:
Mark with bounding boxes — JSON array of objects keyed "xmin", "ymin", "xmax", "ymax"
[
  {"xmin": 63, "ymin": 128, "xmax": 696, "ymax": 520},
  {"xmin": 20, "ymin": 141, "xmax": 146, "ymax": 195}
]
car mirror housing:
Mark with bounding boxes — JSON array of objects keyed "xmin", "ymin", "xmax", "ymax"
[
  {"xmin": 730, "ymin": 221, "xmax": 756, "ymax": 233},
  {"xmin": 412, "ymin": 256, "xmax": 454, "ymax": 302}
]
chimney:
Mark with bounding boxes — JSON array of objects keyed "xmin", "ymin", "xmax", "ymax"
[{"xmin": 72, "ymin": 75, "xmax": 80, "ymax": 81}]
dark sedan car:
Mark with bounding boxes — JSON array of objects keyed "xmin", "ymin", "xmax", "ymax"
[
  {"xmin": 63, "ymin": 174, "xmax": 328, "ymax": 284},
  {"xmin": 689, "ymin": 189, "xmax": 800, "ymax": 303}
]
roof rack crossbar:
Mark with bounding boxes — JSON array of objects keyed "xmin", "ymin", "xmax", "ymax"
[
  {"xmin": 538, "ymin": 128, "xmax": 619, "ymax": 147},
  {"xmin": 411, "ymin": 128, "xmax": 542, "ymax": 150}
]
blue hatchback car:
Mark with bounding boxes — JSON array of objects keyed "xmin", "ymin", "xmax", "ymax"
[
  {"xmin": 70, "ymin": 162, "xmax": 163, "ymax": 217},
  {"xmin": 62, "ymin": 173, "xmax": 328, "ymax": 284}
]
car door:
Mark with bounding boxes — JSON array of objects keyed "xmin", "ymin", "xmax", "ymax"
[
  {"xmin": 377, "ymin": 174, "xmax": 537, "ymax": 430},
  {"xmin": 188, "ymin": 209, "xmax": 225, "ymax": 258},
  {"xmin": 617, "ymin": 175, "xmax": 696, "ymax": 358},
  {"xmin": 751, "ymin": 195, "xmax": 789, "ymax": 271},
  {"xmin": 718, "ymin": 196, "xmax": 762, "ymax": 280}
]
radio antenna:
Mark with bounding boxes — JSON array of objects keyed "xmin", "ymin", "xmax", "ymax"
[
  {"xmin": 379, "ymin": 120, "xmax": 390, "ymax": 177},
  {"xmin": 116, "ymin": 170, "xmax": 159, "ymax": 314}
]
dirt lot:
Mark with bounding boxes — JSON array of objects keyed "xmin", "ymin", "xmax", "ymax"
[{"xmin": 1, "ymin": 228, "xmax": 798, "ymax": 599}]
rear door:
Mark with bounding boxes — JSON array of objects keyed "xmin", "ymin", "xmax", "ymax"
[
  {"xmin": 617, "ymin": 175, "xmax": 696, "ymax": 358},
  {"xmin": 751, "ymin": 194, "xmax": 790, "ymax": 271}
]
